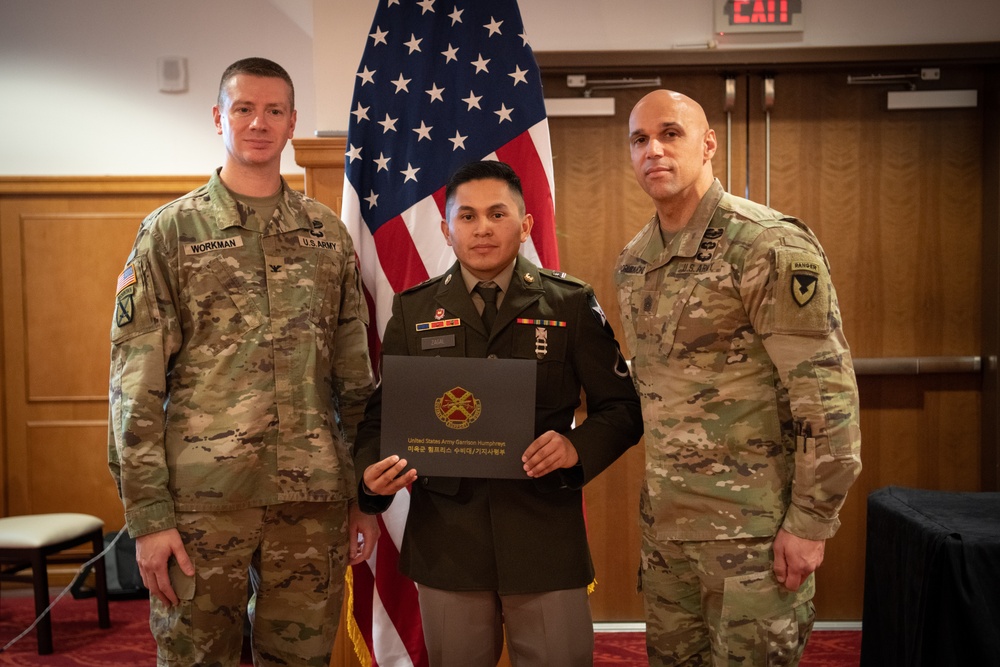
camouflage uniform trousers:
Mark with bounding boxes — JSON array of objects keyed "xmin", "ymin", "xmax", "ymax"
[
  {"xmin": 150, "ymin": 501, "xmax": 350, "ymax": 667},
  {"xmin": 640, "ymin": 533, "xmax": 815, "ymax": 667}
]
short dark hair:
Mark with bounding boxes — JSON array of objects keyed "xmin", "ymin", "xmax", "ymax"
[
  {"xmin": 218, "ymin": 57, "xmax": 295, "ymax": 110},
  {"xmin": 444, "ymin": 160, "xmax": 526, "ymax": 220}
]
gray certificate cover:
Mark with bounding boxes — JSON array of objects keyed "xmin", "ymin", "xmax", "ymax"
[{"xmin": 380, "ymin": 355, "xmax": 536, "ymax": 478}]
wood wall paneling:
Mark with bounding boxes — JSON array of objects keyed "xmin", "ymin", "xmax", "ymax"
[
  {"xmin": 23, "ymin": 214, "xmax": 141, "ymax": 400},
  {"xmin": 0, "ymin": 175, "xmax": 303, "ymax": 523}
]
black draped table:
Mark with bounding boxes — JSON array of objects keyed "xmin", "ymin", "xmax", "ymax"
[{"xmin": 860, "ymin": 486, "xmax": 1000, "ymax": 666}]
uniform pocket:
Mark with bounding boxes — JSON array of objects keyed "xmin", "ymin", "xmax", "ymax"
[
  {"xmin": 721, "ymin": 570, "xmax": 815, "ymax": 666},
  {"xmin": 512, "ymin": 322, "xmax": 567, "ymax": 408},
  {"xmin": 769, "ymin": 247, "xmax": 832, "ymax": 337},
  {"xmin": 183, "ymin": 256, "xmax": 263, "ymax": 353},
  {"xmin": 111, "ymin": 256, "xmax": 160, "ymax": 344},
  {"xmin": 307, "ymin": 251, "xmax": 347, "ymax": 328}
]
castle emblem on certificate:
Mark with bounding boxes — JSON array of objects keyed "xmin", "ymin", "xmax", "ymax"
[{"xmin": 380, "ymin": 355, "xmax": 536, "ymax": 478}]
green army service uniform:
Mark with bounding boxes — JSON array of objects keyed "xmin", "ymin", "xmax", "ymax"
[
  {"xmin": 614, "ymin": 179, "xmax": 862, "ymax": 666},
  {"xmin": 108, "ymin": 169, "xmax": 375, "ymax": 667},
  {"xmin": 356, "ymin": 256, "xmax": 643, "ymax": 592},
  {"xmin": 354, "ymin": 256, "xmax": 643, "ymax": 666}
]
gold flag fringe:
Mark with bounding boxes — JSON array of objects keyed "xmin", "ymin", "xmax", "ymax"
[{"xmin": 345, "ymin": 566, "xmax": 373, "ymax": 667}]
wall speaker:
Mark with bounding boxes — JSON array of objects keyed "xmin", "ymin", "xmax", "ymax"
[{"xmin": 157, "ymin": 56, "xmax": 188, "ymax": 94}]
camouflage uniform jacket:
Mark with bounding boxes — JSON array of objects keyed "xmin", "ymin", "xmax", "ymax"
[
  {"xmin": 614, "ymin": 179, "xmax": 861, "ymax": 542},
  {"xmin": 108, "ymin": 170, "xmax": 375, "ymax": 538}
]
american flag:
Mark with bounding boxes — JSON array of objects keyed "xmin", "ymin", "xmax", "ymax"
[
  {"xmin": 115, "ymin": 264, "xmax": 136, "ymax": 293},
  {"xmin": 339, "ymin": 0, "xmax": 558, "ymax": 665}
]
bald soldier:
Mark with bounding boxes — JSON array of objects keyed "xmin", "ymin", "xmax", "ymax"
[{"xmin": 614, "ymin": 90, "xmax": 862, "ymax": 666}]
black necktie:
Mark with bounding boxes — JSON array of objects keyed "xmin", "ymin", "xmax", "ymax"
[{"xmin": 474, "ymin": 283, "xmax": 498, "ymax": 333}]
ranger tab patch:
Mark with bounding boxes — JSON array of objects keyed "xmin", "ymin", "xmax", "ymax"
[{"xmin": 790, "ymin": 259, "xmax": 821, "ymax": 307}]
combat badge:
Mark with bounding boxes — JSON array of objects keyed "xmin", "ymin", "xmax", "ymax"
[{"xmin": 791, "ymin": 259, "xmax": 821, "ymax": 307}]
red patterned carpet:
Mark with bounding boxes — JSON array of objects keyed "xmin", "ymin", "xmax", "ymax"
[
  {"xmin": 593, "ymin": 628, "xmax": 861, "ymax": 667},
  {"xmin": 0, "ymin": 596, "xmax": 860, "ymax": 666}
]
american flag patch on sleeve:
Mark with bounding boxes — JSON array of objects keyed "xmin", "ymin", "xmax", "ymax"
[{"xmin": 116, "ymin": 264, "xmax": 136, "ymax": 294}]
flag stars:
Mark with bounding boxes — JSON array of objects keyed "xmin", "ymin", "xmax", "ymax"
[
  {"xmin": 449, "ymin": 131, "xmax": 468, "ymax": 151},
  {"xmin": 404, "ymin": 33, "xmax": 423, "ymax": 54},
  {"xmin": 345, "ymin": 144, "xmax": 363, "ymax": 163},
  {"xmin": 441, "ymin": 44, "xmax": 459, "ymax": 63},
  {"xmin": 484, "ymin": 17, "xmax": 503, "ymax": 37},
  {"xmin": 426, "ymin": 83, "xmax": 445, "ymax": 103},
  {"xmin": 351, "ymin": 102, "xmax": 369, "ymax": 123},
  {"xmin": 401, "ymin": 163, "xmax": 421, "ymax": 183},
  {"xmin": 378, "ymin": 114, "xmax": 398, "ymax": 133},
  {"xmin": 495, "ymin": 103, "xmax": 514, "ymax": 123},
  {"xmin": 471, "ymin": 54, "xmax": 490, "ymax": 74},
  {"xmin": 391, "ymin": 73, "xmax": 411, "ymax": 93},
  {"xmin": 417, "ymin": 0, "xmax": 435, "ymax": 14},
  {"xmin": 374, "ymin": 153, "xmax": 391, "ymax": 172},
  {"xmin": 369, "ymin": 26, "xmax": 388, "ymax": 45},
  {"xmin": 509, "ymin": 65, "xmax": 529, "ymax": 86},
  {"xmin": 413, "ymin": 121, "xmax": 433, "ymax": 141},
  {"xmin": 365, "ymin": 191, "xmax": 379, "ymax": 208},
  {"xmin": 448, "ymin": 6, "xmax": 463, "ymax": 25},
  {"xmin": 462, "ymin": 91, "xmax": 483, "ymax": 110},
  {"xmin": 519, "ymin": 32, "xmax": 530, "ymax": 47},
  {"xmin": 357, "ymin": 66, "xmax": 376, "ymax": 86}
]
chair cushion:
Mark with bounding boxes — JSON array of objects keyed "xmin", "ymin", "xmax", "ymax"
[{"xmin": 0, "ymin": 513, "xmax": 104, "ymax": 548}]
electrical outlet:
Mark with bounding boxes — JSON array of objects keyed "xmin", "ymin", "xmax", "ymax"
[
  {"xmin": 921, "ymin": 68, "xmax": 941, "ymax": 81},
  {"xmin": 567, "ymin": 74, "xmax": 587, "ymax": 88}
]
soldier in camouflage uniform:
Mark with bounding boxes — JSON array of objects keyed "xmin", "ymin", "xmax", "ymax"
[
  {"xmin": 107, "ymin": 58, "xmax": 378, "ymax": 667},
  {"xmin": 615, "ymin": 90, "xmax": 862, "ymax": 666}
]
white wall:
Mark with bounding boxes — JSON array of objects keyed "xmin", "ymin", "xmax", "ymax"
[
  {"xmin": 2, "ymin": 0, "xmax": 998, "ymax": 176},
  {"xmin": 0, "ymin": 0, "xmax": 316, "ymax": 175}
]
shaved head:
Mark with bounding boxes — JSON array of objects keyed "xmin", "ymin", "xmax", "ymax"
[
  {"xmin": 628, "ymin": 89, "xmax": 717, "ymax": 229},
  {"xmin": 629, "ymin": 90, "xmax": 710, "ymax": 140}
]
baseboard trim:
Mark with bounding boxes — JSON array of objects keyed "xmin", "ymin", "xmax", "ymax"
[{"xmin": 593, "ymin": 621, "xmax": 863, "ymax": 633}]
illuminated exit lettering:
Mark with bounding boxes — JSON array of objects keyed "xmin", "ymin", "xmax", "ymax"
[{"xmin": 727, "ymin": 0, "xmax": 801, "ymax": 25}]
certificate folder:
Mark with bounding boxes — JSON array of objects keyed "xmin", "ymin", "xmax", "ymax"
[{"xmin": 380, "ymin": 355, "xmax": 536, "ymax": 478}]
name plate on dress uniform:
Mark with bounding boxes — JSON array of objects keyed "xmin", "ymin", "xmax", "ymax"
[{"xmin": 380, "ymin": 355, "xmax": 536, "ymax": 478}]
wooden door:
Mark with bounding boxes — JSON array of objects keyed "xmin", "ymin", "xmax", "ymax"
[{"xmin": 545, "ymin": 61, "xmax": 985, "ymax": 621}]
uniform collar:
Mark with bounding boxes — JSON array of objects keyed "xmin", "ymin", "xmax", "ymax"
[
  {"xmin": 458, "ymin": 259, "xmax": 516, "ymax": 295},
  {"xmin": 437, "ymin": 256, "xmax": 543, "ymax": 337},
  {"xmin": 207, "ymin": 168, "xmax": 311, "ymax": 234},
  {"xmin": 628, "ymin": 179, "xmax": 726, "ymax": 270}
]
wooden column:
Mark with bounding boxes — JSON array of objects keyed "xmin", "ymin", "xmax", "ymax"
[{"xmin": 293, "ymin": 136, "xmax": 347, "ymax": 211}]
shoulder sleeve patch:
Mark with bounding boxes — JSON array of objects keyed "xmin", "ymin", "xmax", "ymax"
[
  {"xmin": 111, "ymin": 255, "xmax": 160, "ymax": 344},
  {"xmin": 765, "ymin": 247, "xmax": 834, "ymax": 337}
]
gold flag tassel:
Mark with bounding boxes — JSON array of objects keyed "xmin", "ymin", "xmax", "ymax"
[{"xmin": 344, "ymin": 565, "xmax": 373, "ymax": 667}]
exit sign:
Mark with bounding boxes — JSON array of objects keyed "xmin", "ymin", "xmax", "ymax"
[{"xmin": 715, "ymin": 0, "xmax": 805, "ymax": 34}]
